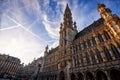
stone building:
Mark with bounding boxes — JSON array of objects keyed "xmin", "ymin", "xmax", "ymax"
[
  {"xmin": 20, "ymin": 57, "xmax": 43, "ymax": 80},
  {"xmin": 0, "ymin": 53, "xmax": 21, "ymax": 79},
  {"xmin": 39, "ymin": 3, "xmax": 120, "ymax": 80}
]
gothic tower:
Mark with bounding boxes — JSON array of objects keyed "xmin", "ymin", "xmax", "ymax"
[
  {"xmin": 59, "ymin": 4, "xmax": 78, "ymax": 70},
  {"xmin": 97, "ymin": 3, "xmax": 120, "ymax": 38},
  {"xmin": 59, "ymin": 4, "xmax": 78, "ymax": 47}
]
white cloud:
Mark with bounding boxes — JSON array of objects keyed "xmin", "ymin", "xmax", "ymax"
[
  {"xmin": 50, "ymin": 40, "xmax": 59, "ymax": 48},
  {"xmin": 0, "ymin": 26, "xmax": 46, "ymax": 64},
  {"xmin": 71, "ymin": 1, "xmax": 100, "ymax": 31},
  {"xmin": 42, "ymin": 14, "xmax": 59, "ymax": 39},
  {"xmin": 21, "ymin": 0, "xmax": 41, "ymax": 17}
]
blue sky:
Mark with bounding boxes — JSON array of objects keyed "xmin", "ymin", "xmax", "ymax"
[{"xmin": 0, "ymin": 0, "xmax": 120, "ymax": 64}]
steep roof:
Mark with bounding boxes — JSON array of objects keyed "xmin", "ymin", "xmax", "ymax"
[{"xmin": 74, "ymin": 18, "xmax": 104, "ymax": 40}]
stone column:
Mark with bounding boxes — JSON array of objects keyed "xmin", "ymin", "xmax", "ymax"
[
  {"xmin": 95, "ymin": 36, "xmax": 100, "ymax": 45},
  {"xmin": 105, "ymin": 71, "xmax": 110, "ymax": 80},
  {"xmin": 66, "ymin": 61, "xmax": 71, "ymax": 80},
  {"xmin": 83, "ymin": 72, "xmax": 86, "ymax": 80}
]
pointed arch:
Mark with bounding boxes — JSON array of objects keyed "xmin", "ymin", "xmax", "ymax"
[
  {"xmin": 77, "ymin": 72, "xmax": 84, "ymax": 80},
  {"xmin": 71, "ymin": 73, "xmax": 76, "ymax": 80},
  {"xmin": 86, "ymin": 72, "xmax": 95, "ymax": 80},
  {"xmin": 110, "ymin": 69, "xmax": 120, "ymax": 80},
  {"xmin": 96, "ymin": 70, "xmax": 108, "ymax": 80}
]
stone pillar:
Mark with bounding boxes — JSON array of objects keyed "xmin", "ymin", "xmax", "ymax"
[
  {"xmin": 93, "ymin": 72, "xmax": 97, "ymax": 80},
  {"xmin": 66, "ymin": 61, "xmax": 71, "ymax": 80},
  {"xmin": 83, "ymin": 72, "xmax": 86, "ymax": 80},
  {"xmin": 81, "ymin": 42, "xmax": 84, "ymax": 50},
  {"xmin": 105, "ymin": 71, "xmax": 110, "ymax": 80},
  {"xmin": 95, "ymin": 36, "xmax": 100, "ymax": 45},
  {"xmin": 90, "ymin": 39, "xmax": 93, "ymax": 46}
]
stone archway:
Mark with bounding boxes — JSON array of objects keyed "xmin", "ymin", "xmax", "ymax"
[
  {"xmin": 59, "ymin": 71, "xmax": 65, "ymax": 80},
  {"xmin": 96, "ymin": 71, "xmax": 108, "ymax": 80},
  {"xmin": 86, "ymin": 72, "xmax": 95, "ymax": 80},
  {"xmin": 77, "ymin": 72, "xmax": 83, "ymax": 80},
  {"xmin": 110, "ymin": 69, "xmax": 120, "ymax": 80},
  {"xmin": 71, "ymin": 73, "xmax": 76, "ymax": 80}
]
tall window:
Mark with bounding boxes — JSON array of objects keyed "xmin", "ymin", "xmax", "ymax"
[
  {"xmin": 90, "ymin": 51, "xmax": 96, "ymax": 64},
  {"xmin": 79, "ymin": 44, "xmax": 82, "ymax": 50},
  {"xmin": 111, "ymin": 45, "xmax": 120, "ymax": 59},
  {"xmin": 73, "ymin": 46, "xmax": 76, "ymax": 54},
  {"xmin": 86, "ymin": 53, "xmax": 90, "ymax": 65},
  {"xmin": 104, "ymin": 31, "xmax": 110, "ymax": 40},
  {"xmin": 80, "ymin": 54, "xmax": 84, "ymax": 65},
  {"xmin": 87, "ymin": 40, "xmax": 91, "ymax": 47},
  {"xmin": 76, "ymin": 46, "xmax": 78, "ymax": 52},
  {"xmin": 104, "ymin": 47, "xmax": 112, "ymax": 60},
  {"xmin": 83, "ymin": 42, "xmax": 87, "ymax": 49},
  {"xmin": 98, "ymin": 34, "xmax": 104, "ymax": 42},
  {"xmin": 92, "ymin": 37, "xmax": 96, "ymax": 45},
  {"xmin": 73, "ymin": 56, "xmax": 76, "ymax": 67},
  {"xmin": 77, "ymin": 55, "xmax": 80, "ymax": 66},
  {"xmin": 96, "ymin": 50, "xmax": 103, "ymax": 62}
]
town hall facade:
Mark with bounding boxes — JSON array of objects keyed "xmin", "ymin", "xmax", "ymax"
[{"xmin": 39, "ymin": 3, "xmax": 120, "ymax": 80}]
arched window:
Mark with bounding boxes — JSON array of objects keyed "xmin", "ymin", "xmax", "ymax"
[
  {"xmin": 104, "ymin": 31, "xmax": 110, "ymax": 40},
  {"xmin": 80, "ymin": 54, "xmax": 84, "ymax": 65},
  {"xmin": 87, "ymin": 40, "xmax": 91, "ymax": 47},
  {"xmin": 76, "ymin": 45, "xmax": 78, "ymax": 52},
  {"xmin": 73, "ymin": 46, "xmax": 76, "ymax": 54},
  {"xmin": 77, "ymin": 55, "xmax": 80, "ymax": 66},
  {"xmin": 83, "ymin": 42, "xmax": 87, "ymax": 49},
  {"xmin": 111, "ymin": 45, "xmax": 120, "ymax": 59},
  {"xmin": 79, "ymin": 44, "xmax": 82, "ymax": 50},
  {"xmin": 90, "ymin": 51, "xmax": 96, "ymax": 64},
  {"xmin": 86, "ymin": 53, "xmax": 90, "ymax": 65},
  {"xmin": 92, "ymin": 37, "xmax": 96, "ymax": 45},
  {"xmin": 98, "ymin": 34, "xmax": 104, "ymax": 42},
  {"xmin": 96, "ymin": 50, "xmax": 103, "ymax": 62},
  {"xmin": 104, "ymin": 47, "xmax": 112, "ymax": 60}
]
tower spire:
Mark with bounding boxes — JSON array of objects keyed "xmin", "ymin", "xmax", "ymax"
[{"xmin": 63, "ymin": 3, "xmax": 73, "ymax": 28}]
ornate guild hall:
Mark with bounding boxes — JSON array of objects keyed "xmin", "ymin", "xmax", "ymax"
[{"xmin": 38, "ymin": 3, "xmax": 120, "ymax": 80}]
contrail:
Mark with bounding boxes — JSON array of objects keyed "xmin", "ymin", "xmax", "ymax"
[
  {"xmin": 27, "ymin": 18, "xmax": 40, "ymax": 30},
  {"xmin": 2, "ymin": 14, "xmax": 50, "ymax": 45},
  {"xmin": 0, "ymin": 25, "xmax": 20, "ymax": 31}
]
